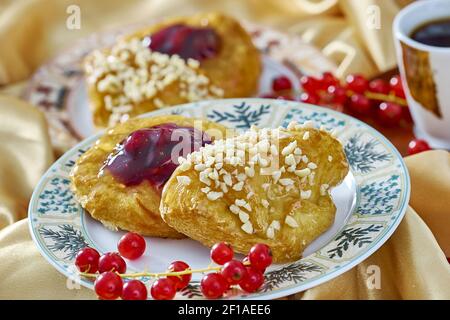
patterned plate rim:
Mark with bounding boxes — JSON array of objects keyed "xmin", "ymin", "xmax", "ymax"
[{"xmin": 28, "ymin": 98, "xmax": 410, "ymax": 300}]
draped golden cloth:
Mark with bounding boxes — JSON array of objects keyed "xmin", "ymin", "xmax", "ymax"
[{"xmin": 0, "ymin": 0, "xmax": 449, "ymax": 299}]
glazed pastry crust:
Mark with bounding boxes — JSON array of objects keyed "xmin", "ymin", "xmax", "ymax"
[
  {"xmin": 85, "ymin": 12, "xmax": 261, "ymax": 127},
  {"xmin": 160, "ymin": 126, "xmax": 349, "ymax": 262},
  {"xmin": 70, "ymin": 115, "xmax": 229, "ymax": 238}
]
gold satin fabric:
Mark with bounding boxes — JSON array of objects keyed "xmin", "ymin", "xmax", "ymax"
[
  {"xmin": 0, "ymin": 0, "xmax": 449, "ymax": 299},
  {"xmin": 0, "ymin": 0, "xmax": 414, "ymax": 86}
]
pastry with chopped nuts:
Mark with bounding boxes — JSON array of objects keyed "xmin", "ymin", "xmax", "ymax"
[
  {"xmin": 84, "ymin": 12, "xmax": 261, "ymax": 127},
  {"xmin": 70, "ymin": 115, "xmax": 229, "ymax": 238},
  {"xmin": 160, "ymin": 121, "xmax": 349, "ymax": 262}
]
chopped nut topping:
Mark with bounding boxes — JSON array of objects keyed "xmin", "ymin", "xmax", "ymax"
[
  {"xmin": 287, "ymin": 121, "xmax": 297, "ymax": 130},
  {"xmin": 320, "ymin": 183, "xmax": 330, "ymax": 196},
  {"xmin": 239, "ymin": 211, "xmax": 249, "ymax": 223},
  {"xmin": 282, "ymin": 141, "xmax": 297, "ymax": 156},
  {"xmin": 244, "ymin": 166, "xmax": 255, "ymax": 177},
  {"xmin": 232, "ymin": 181, "xmax": 244, "ymax": 191},
  {"xmin": 222, "ymin": 174, "xmax": 232, "ymax": 187},
  {"xmin": 279, "ymin": 178, "xmax": 294, "ymax": 186},
  {"xmin": 294, "ymin": 147, "xmax": 302, "ymax": 155},
  {"xmin": 220, "ymin": 183, "xmax": 229, "ymax": 193},
  {"xmin": 295, "ymin": 168, "xmax": 311, "ymax": 177},
  {"xmin": 178, "ymin": 161, "xmax": 191, "ymax": 172},
  {"xmin": 302, "ymin": 131, "xmax": 310, "ymax": 140},
  {"xmin": 229, "ymin": 204, "xmax": 240, "ymax": 214},
  {"xmin": 303, "ymin": 120, "xmax": 315, "ymax": 128},
  {"xmin": 201, "ymin": 186, "xmax": 210, "ymax": 194},
  {"xmin": 176, "ymin": 176, "xmax": 191, "ymax": 185},
  {"xmin": 266, "ymin": 227, "xmax": 275, "ymax": 239},
  {"xmin": 241, "ymin": 221, "xmax": 253, "ymax": 234},
  {"xmin": 308, "ymin": 171, "xmax": 316, "ymax": 186},
  {"xmin": 237, "ymin": 173, "xmax": 247, "ymax": 182},
  {"xmin": 307, "ymin": 162, "xmax": 318, "ymax": 170},
  {"xmin": 243, "ymin": 202, "xmax": 252, "ymax": 212},
  {"xmin": 175, "ymin": 125, "xmax": 340, "ymax": 235},
  {"xmin": 302, "ymin": 155, "xmax": 309, "ymax": 163},
  {"xmin": 300, "ymin": 190, "xmax": 312, "ymax": 199},
  {"xmin": 272, "ymin": 170, "xmax": 281, "ymax": 183},
  {"xmin": 285, "ymin": 154, "xmax": 296, "ymax": 166},
  {"xmin": 207, "ymin": 191, "xmax": 223, "ymax": 201},
  {"xmin": 194, "ymin": 164, "xmax": 207, "ymax": 171},
  {"xmin": 270, "ymin": 220, "xmax": 281, "ymax": 230},
  {"xmin": 285, "ymin": 215, "xmax": 299, "ymax": 228},
  {"xmin": 270, "ymin": 144, "xmax": 279, "ymax": 156},
  {"xmin": 85, "ymin": 38, "xmax": 223, "ymax": 126},
  {"xmin": 287, "ymin": 165, "xmax": 296, "ymax": 173}
]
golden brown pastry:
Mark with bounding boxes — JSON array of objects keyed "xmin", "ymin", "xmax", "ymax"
[
  {"xmin": 160, "ymin": 121, "xmax": 349, "ymax": 262},
  {"xmin": 84, "ymin": 12, "xmax": 261, "ymax": 127},
  {"xmin": 70, "ymin": 115, "xmax": 229, "ymax": 238}
]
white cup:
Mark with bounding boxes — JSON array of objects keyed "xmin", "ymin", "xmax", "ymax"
[{"xmin": 393, "ymin": 0, "xmax": 450, "ymax": 149}]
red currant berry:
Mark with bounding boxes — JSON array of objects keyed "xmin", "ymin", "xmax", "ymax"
[
  {"xmin": 407, "ymin": 139, "xmax": 431, "ymax": 155},
  {"xmin": 402, "ymin": 106, "xmax": 413, "ymax": 123},
  {"xmin": 98, "ymin": 252, "xmax": 127, "ymax": 274},
  {"xmin": 210, "ymin": 242, "xmax": 234, "ymax": 265},
  {"xmin": 242, "ymin": 254, "xmax": 266, "ymax": 271},
  {"xmin": 167, "ymin": 261, "xmax": 191, "ymax": 290},
  {"xmin": 328, "ymin": 85, "xmax": 348, "ymax": 105},
  {"xmin": 248, "ymin": 243, "xmax": 272, "ymax": 271},
  {"xmin": 319, "ymin": 72, "xmax": 339, "ymax": 88},
  {"xmin": 300, "ymin": 92, "xmax": 320, "ymax": 105},
  {"xmin": 75, "ymin": 247, "xmax": 100, "ymax": 273},
  {"xmin": 117, "ymin": 232, "xmax": 146, "ymax": 260},
  {"xmin": 389, "ymin": 75, "xmax": 406, "ymax": 99},
  {"xmin": 239, "ymin": 267, "xmax": 265, "ymax": 293},
  {"xmin": 272, "ymin": 75, "xmax": 292, "ymax": 92},
  {"xmin": 348, "ymin": 94, "xmax": 372, "ymax": 115},
  {"xmin": 121, "ymin": 280, "xmax": 147, "ymax": 300},
  {"xmin": 259, "ymin": 93, "xmax": 278, "ymax": 99},
  {"xmin": 200, "ymin": 273, "xmax": 228, "ymax": 299},
  {"xmin": 150, "ymin": 278, "xmax": 176, "ymax": 300},
  {"xmin": 221, "ymin": 260, "xmax": 248, "ymax": 285},
  {"xmin": 275, "ymin": 95, "xmax": 295, "ymax": 101},
  {"xmin": 300, "ymin": 76, "xmax": 320, "ymax": 93},
  {"xmin": 369, "ymin": 79, "xmax": 390, "ymax": 94},
  {"xmin": 345, "ymin": 74, "xmax": 369, "ymax": 94},
  {"xmin": 377, "ymin": 102, "xmax": 403, "ymax": 126},
  {"xmin": 94, "ymin": 271, "xmax": 123, "ymax": 300}
]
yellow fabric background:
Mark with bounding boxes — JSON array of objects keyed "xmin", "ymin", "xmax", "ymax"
[{"xmin": 0, "ymin": 0, "xmax": 449, "ymax": 299}]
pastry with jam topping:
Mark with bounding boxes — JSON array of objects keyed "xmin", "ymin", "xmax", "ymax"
[
  {"xmin": 160, "ymin": 121, "xmax": 349, "ymax": 262},
  {"xmin": 84, "ymin": 12, "xmax": 261, "ymax": 127},
  {"xmin": 70, "ymin": 115, "xmax": 229, "ymax": 238}
]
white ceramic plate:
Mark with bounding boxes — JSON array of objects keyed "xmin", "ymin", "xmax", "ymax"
[{"xmin": 28, "ymin": 98, "xmax": 410, "ymax": 300}]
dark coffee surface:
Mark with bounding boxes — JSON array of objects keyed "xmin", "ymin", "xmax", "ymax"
[{"xmin": 411, "ymin": 18, "xmax": 450, "ymax": 47}]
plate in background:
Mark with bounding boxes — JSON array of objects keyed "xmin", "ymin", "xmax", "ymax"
[{"xmin": 23, "ymin": 22, "xmax": 336, "ymax": 153}]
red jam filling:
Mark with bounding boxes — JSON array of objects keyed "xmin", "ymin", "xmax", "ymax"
[
  {"xmin": 147, "ymin": 24, "xmax": 221, "ymax": 61},
  {"xmin": 104, "ymin": 123, "xmax": 211, "ymax": 190}
]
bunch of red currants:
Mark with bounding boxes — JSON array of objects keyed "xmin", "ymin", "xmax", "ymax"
[
  {"xmin": 264, "ymin": 73, "xmax": 409, "ymax": 126},
  {"xmin": 74, "ymin": 232, "xmax": 272, "ymax": 300},
  {"xmin": 262, "ymin": 72, "xmax": 432, "ymax": 156}
]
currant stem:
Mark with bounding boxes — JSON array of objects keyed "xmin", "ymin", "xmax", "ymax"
[
  {"xmin": 80, "ymin": 262, "xmax": 250, "ymax": 279},
  {"xmin": 363, "ymin": 91, "xmax": 407, "ymax": 106}
]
